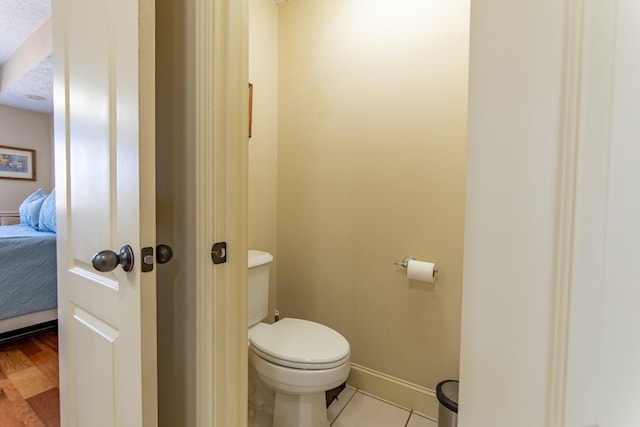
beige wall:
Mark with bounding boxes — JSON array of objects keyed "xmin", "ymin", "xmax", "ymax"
[
  {"xmin": 249, "ymin": 0, "xmax": 279, "ymax": 322},
  {"xmin": 276, "ymin": 0, "xmax": 469, "ymax": 389},
  {"xmin": 0, "ymin": 104, "xmax": 53, "ymax": 211}
]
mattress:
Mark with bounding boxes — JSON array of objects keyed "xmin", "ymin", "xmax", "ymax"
[{"xmin": 0, "ymin": 224, "xmax": 57, "ymax": 321}]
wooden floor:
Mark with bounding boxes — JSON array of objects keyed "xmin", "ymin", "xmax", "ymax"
[{"xmin": 0, "ymin": 328, "xmax": 59, "ymax": 427}]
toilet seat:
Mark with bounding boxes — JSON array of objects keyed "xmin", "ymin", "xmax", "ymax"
[{"xmin": 249, "ymin": 318, "xmax": 350, "ymax": 370}]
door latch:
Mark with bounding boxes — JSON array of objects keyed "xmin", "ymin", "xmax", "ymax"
[{"xmin": 141, "ymin": 244, "xmax": 174, "ymax": 272}]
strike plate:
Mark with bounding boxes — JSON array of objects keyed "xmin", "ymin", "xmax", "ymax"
[
  {"xmin": 141, "ymin": 246, "xmax": 154, "ymax": 272},
  {"xmin": 211, "ymin": 242, "xmax": 227, "ymax": 264}
]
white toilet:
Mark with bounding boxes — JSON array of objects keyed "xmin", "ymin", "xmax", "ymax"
[{"xmin": 248, "ymin": 250, "xmax": 351, "ymax": 427}]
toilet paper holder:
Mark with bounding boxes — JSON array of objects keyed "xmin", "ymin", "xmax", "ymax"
[
  {"xmin": 394, "ymin": 256, "xmax": 439, "ymax": 275},
  {"xmin": 394, "ymin": 256, "xmax": 416, "ymax": 269}
]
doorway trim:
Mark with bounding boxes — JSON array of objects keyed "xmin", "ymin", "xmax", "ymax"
[
  {"xmin": 546, "ymin": 1, "xmax": 585, "ymax": 424},
  {"xmin": 194, "ymin": 0, "xmax": 249, "ymax": 426}
]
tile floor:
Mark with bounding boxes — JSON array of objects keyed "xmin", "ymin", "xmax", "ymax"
[{"xmin": 328, "ymin": 385, "xmax": 437, "ymax": 427}]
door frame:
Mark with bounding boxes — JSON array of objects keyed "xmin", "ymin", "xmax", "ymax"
[
  {"xmin": 194, "ymin": 0, "xmax": 249, "ymax": 425},
  {"xmin": 195, "ymin": 0, "xmax": 580, "ymax": 424},
  {"xmin": 460, "ymin": 0, "xmax": 639, "ymax": 425},
  {"xmin": 197, "ymin": 1, "xmax": 640, "ymax": 425}
]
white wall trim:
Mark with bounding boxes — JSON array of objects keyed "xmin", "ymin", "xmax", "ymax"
[
  {"xmin": 546, "ymin": 1, "xmax": 585, "ymax": 425},
  {"xmin": 347, "ymin": 363, "xmax": 440, "ymax": 421},
  {"xmin": 0, "ymin": 308, "xmax": 57, "ymax": 335}
]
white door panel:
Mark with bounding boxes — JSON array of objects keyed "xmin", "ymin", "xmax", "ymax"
[
  {"xmin": 53, "ymin": 0, "xmax": 157, "ymax": 424},
  {"xmin": 71, "ymin": 307, "xmax": 118, "ymax": 425}
]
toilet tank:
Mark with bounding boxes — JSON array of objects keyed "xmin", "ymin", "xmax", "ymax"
[{"xmin": 248, "ymin": 250, "xmax": 273, "ymax": 328}]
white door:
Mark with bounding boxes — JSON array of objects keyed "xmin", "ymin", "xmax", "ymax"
[{"xmin": 52, "ymin": 0, "xmax": 157, "ymax": 425}]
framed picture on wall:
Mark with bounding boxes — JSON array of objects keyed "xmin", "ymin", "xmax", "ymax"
[{"xmin": 0, "ymin": 145, "xmax": 36, "ymax": 181}]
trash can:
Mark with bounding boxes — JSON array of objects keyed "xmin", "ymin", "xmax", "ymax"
[{"xmin": 436, "ymin": 380, "xmax": 458, "ymax": 427}]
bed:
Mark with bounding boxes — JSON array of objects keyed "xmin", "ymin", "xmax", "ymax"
[{"xmin": 0, "ymin": 188, "xmax": 58, "ymax": 339}]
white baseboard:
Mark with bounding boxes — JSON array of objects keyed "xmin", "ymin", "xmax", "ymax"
[
  {"xmin": 346, "ymin": 363, "xmax": 440, "ymax": 420},
  {"xmin": 0, "ymin": 308, "xmax": 58, "ymax": 335}
]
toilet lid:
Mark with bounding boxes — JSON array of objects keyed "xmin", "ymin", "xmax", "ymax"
[{"xmin": 249, "ymin": 318, "xmax": 350, "ymax": 369}]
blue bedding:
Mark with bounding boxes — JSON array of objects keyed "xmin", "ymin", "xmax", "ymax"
[{"xmin": 0, "ymin": 224, "xmax": 57, "ymax": 321}]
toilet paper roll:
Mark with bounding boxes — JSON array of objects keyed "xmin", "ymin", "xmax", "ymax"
[{"xmin": 406, "ymin": 260, "xmax": 437, "ymax": 283}]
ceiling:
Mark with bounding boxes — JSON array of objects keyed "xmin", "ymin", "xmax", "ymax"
[{"xmin": 0, "ymin": 0, "xmax": 53, "ymax": 115}]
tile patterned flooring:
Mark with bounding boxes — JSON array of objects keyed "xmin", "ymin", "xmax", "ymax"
[
  {"xmin": 328, "ymin": 385, "xmax": 437, "ymax": 427},
  {"xmin": 0, "ymin": 329, "xmax": 437, "ymax": 427}
]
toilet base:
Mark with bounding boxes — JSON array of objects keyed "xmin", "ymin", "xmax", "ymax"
[{"xmin": 273, "ymin": 391, "xmax": 329, "ymax": 427}]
